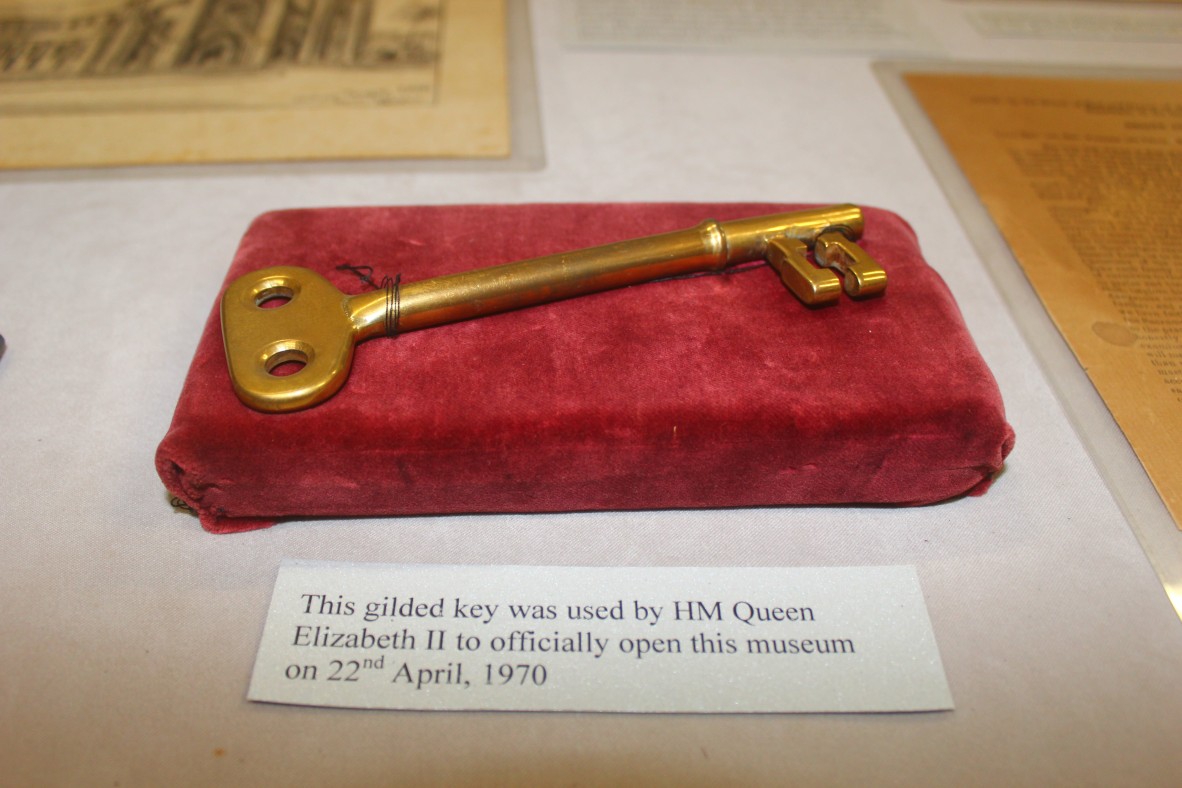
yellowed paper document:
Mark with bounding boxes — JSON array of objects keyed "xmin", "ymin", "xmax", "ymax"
[
  {"xmin": 0, "ymin": 0, "xmax": 509, "ymax": 168},
  {"xmin": 906, "ymin": 73, "xmax": 1182, "ymax": 527}
]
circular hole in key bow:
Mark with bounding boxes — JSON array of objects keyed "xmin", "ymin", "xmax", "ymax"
[
  {"xmin": 263, "ymin": 343, "xmax": 313, "ymax": 377},
  {"xmin": 255, "ymin": 284, "xmax": 294, "ymax": 309}
]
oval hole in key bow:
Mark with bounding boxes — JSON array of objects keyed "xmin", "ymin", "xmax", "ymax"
[
  {"xmin": 249, "ymin": 274, "xmax": 303, "ymax": 310},
  {"xmin": 255, "ymin": 284, "xmax": 294, "ymax": 309},
  {"xmin": 262, "ymin": 341, "xmax": 314, "ymax": 377}
]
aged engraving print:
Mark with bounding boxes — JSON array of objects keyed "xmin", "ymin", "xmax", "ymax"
[
  {"xmin": 0, "ymin": 0, "xmax": 508, "ymax": 166},
  {"xmin": 0, "ymin": 0, "xmax": 441, "ymax": 112}
]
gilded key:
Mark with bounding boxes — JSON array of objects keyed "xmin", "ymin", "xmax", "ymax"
[{"xmin": 221, "ymin": 204, "xmax": 886, "ymax": 412}]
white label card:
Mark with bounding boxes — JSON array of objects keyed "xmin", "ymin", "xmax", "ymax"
[{"xmin": 248, "ymin": 562, "xmax": 953, "ymax": 713}]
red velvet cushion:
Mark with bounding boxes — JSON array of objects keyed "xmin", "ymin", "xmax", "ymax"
[{"xmin": 156, "ymin": 203, "xmax": 1014, "ymax": 533}]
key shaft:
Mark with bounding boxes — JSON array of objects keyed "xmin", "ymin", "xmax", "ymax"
[{"xmin": 347, "ymin": 204, "xmax": 864, "ymax": 336}]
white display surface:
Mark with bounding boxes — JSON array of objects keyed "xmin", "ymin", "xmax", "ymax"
[{"xmin": 1, "ymin": 1, "xmax": 1180, "ymax": 784}]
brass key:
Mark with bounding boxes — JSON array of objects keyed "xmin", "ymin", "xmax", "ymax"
[{"xmin": 221, "ymin": 204, "xmax": 886, "ymax": 412}]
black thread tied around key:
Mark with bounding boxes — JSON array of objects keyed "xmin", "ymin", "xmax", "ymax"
[{"xmin": 336, "ymin": 264, "xmax": 402, "ymax": 338}]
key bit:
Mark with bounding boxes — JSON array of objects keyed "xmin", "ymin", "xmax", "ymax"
[
  {"xmin": 814, "ymin": 231, "xmax": 888, "ymax": 298},
  {"xmin": 765, "ymin": 237, "xmax": 842, "ymax": 306}
]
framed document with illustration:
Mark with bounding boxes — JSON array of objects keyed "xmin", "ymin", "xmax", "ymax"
[{"xmin": 0, "ymin": 0, "xmax": 509, "ymax": 167}]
